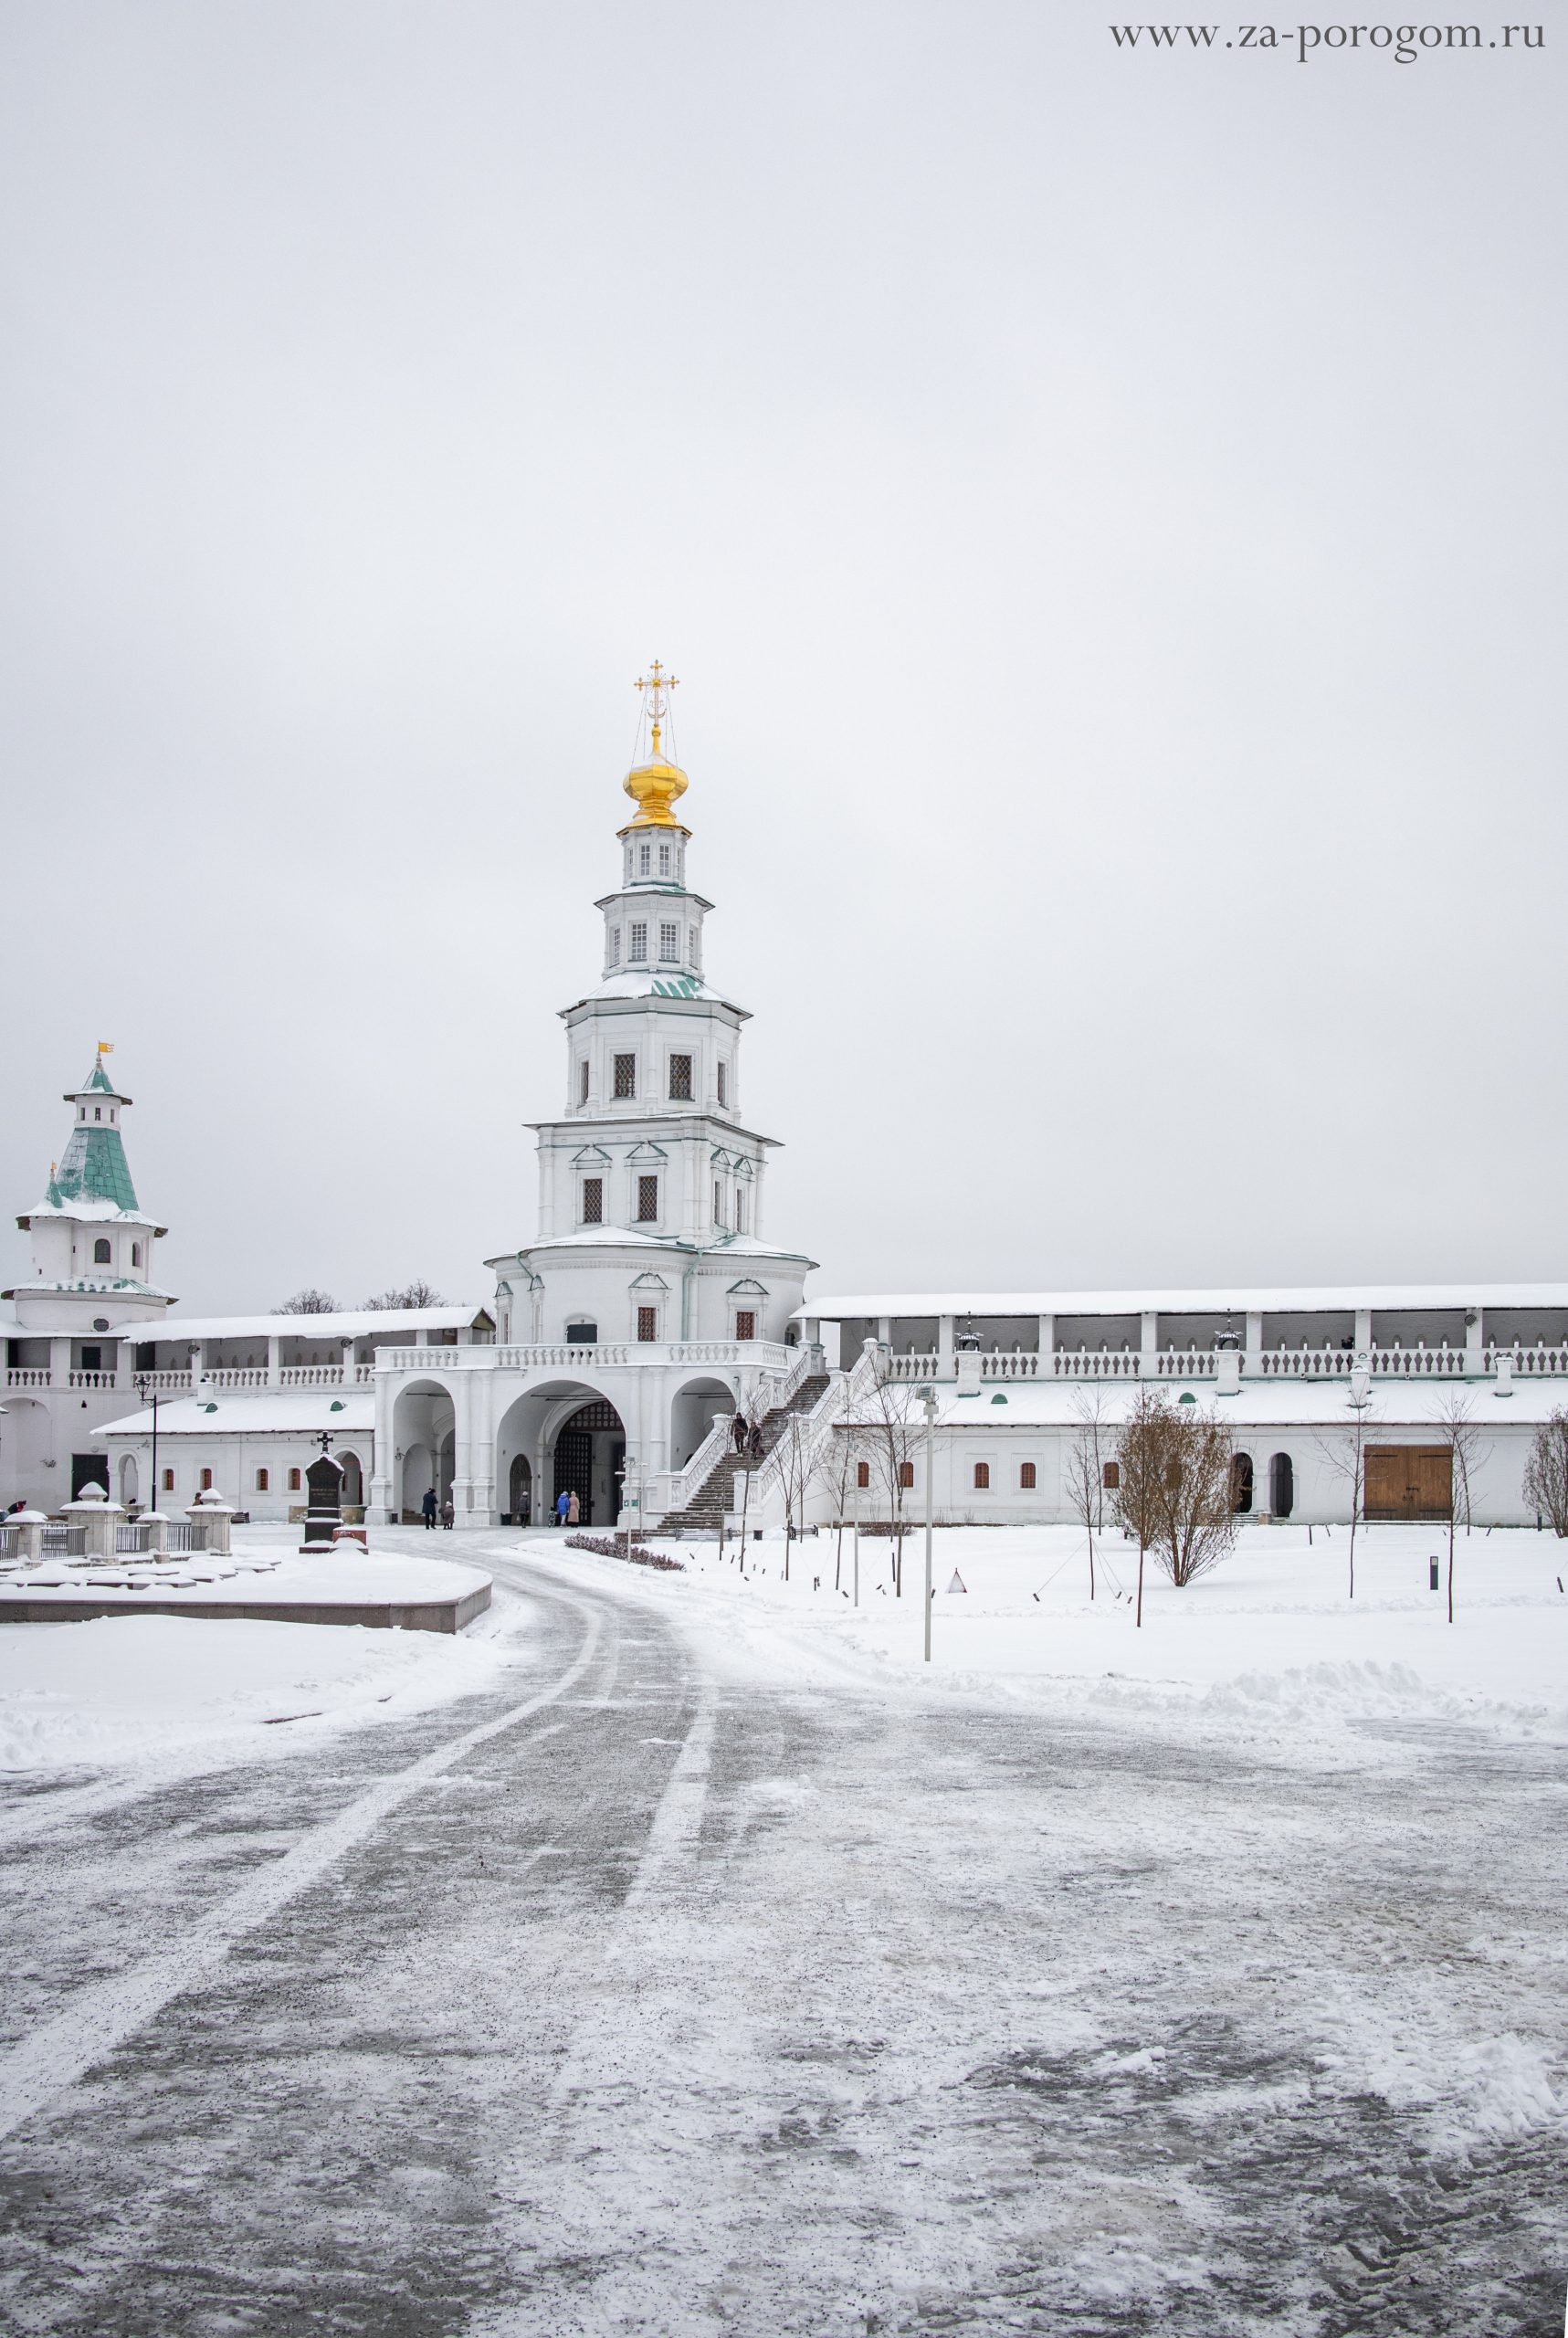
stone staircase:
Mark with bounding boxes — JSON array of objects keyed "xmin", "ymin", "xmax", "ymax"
[{"xmin": 659, "ymin": 1374, "xmax": 831, "ymax": 1533}]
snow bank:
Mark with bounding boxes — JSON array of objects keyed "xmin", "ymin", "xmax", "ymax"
[
  {"xmin": 0, "ymin": 1604, "xmax": 521, "ymax": 1775},
  {"xmin": 527, "ymin": 1520, "xmax": 1568, "ymax": 1745}
]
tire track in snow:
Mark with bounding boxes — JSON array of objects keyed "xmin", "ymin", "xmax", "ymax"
[{"xmin": 0, "ymin": 1593, "xmax": 605, "ymax": 2148}]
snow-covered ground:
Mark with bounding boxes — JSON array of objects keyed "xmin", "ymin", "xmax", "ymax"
[
  {"xmin": 0, "ymin": 1526, "xmax": 514, "ymax": 1775},
  {"xmin": 0, "ymin": 1527, "xmax": 490, "ymax": 1614},
  {"xmin": 617, "ymin": 1518, "xmax": 1568, "ymax": 1747},
  {"xmin": 1, "ymin": 1526, "xmax": 1563, "ymax": 2333}
]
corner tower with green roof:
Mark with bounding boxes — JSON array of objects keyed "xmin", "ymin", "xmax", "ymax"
[{"xmin": 7, "ymin": 1048, "xmax": 174, "ymax": 1331}]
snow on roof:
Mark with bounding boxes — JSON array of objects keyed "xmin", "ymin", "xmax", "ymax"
[
  {"xmin": 120, "ymin": 1304, "xmax": 493, "ymax": 1342},
  {"xmin": 844, "ymin": 1379, "xmax": 1568, "ymax": 1430},
  {"xmin": 18, "ymin": 1194, "xmax": 162, "ymax": 1227},
  {"xmin": 515, "ymin": 1229, "xmax": 816, "ymax": 1264},
  {"xmin": 2, "ymin": 1278, "xmax": 176, "ymax": 1308},
  {"xmin": 99, "ymin": 1391, "xmax": 377, "ymax": 1438},
  {"xmin": 798, "ymin": 1281, "xmax": 1568, "ymax": 1320}
]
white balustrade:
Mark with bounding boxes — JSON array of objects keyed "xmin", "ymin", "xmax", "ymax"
[
  {"xmin": 129, "ymin": 1370, "xmax": 192, "ymax": 1395},
  {"xmin": 1488, "ymin": 1343, "xmax": 1568, "ymax": 1376},
  {"xmin": 1152, "ymin": 1350, "xmax": 1219, "ymax": 1380},
  {"xmin": 204, "ymin": 1368, "xmax": 269, "ymax": 1390},
  {"xmin": 881, "ymin": 1353, "xmax": 941, "ymax": 1381},
  {"xmin": 67, "ymin": 1369, "xmax": 119, "ymax": 1390},
  {"xmin": 6, "ymin": 1366, "xmax": 51, "ymax": 1388},
  {"xmin": 369, "ymin": 1339, "xmax": 798, "ymax": 1375},
  {"xmin": 278, "ymin": 1364, "xmax": 346, "ymax": 1387},
  {"xmin": 1049, "ymin": 1349, "xmax": 1140, "ymax": 1379}
]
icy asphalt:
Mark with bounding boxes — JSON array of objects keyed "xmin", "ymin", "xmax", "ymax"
[{"xmin": 0, "ymin": 1532, "xmax": 1563, "ymax": 2337}]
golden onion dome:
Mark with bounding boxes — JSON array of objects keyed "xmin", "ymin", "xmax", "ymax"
[{"xmin": 619, "ymin": 721, "xmax": 689, "ymax": 831}]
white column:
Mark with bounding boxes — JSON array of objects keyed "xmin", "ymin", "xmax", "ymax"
[
  {"xmin": 1464, "ymin": 1306, "xmax": 1484, "ymax": 1369},
  {"xmin": 370, "ymin": 1368, "xmax": 395, "ymax": 1522},
  {"xmin": 267, "ymin": 1333, "xmax": 283, "ymax": 1388},
  {"xmin": 1245, "ymin": 1310, "xmax": 1264, "ymax": 1377},
  {"xmin": 1139, "ymin": 1310, "xmax": 1159, "ymax": 1378},
  {"xmin": 937, "ymin": 1315, "xmax": 956, "ymax": 1379},
  {"xmin": 340, "ymin": 1336, "xmax": 356, "ymax": 1386},
  {"xmin": 1354, "ymin": 1307, "xmax": 1373, "ymax": 1355},
  {"xmin": 468, "ymin": 1365, "xmax": 496, "ymax": 1525},
  {"xmin": 1037, "ymin": 1314, "xmax": 1055, "ymax": 1357}
]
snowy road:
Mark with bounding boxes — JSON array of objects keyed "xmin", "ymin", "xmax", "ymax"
[{"xmin": 1, "ymin": 1534, "xmax": 1563, "ymax": 2336}]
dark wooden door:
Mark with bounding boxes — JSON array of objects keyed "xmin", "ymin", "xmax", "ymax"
[{"xmin": 1365, "ymin": 1446, "xmax": 1452, "ymax": 1521}]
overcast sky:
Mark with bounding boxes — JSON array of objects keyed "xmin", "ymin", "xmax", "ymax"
[{"xmin": 2, "ymin": 4, "xmax": 1563, "ymax": 1313}]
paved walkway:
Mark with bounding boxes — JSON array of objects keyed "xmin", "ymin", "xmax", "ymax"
[{"xmin": 0, "ymin": 1533, "xmax": 1562, "ymax": 2335}]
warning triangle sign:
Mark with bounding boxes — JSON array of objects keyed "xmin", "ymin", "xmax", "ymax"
[{"xmin": 946, "ymin": 1570, "xmax": 968, "ymax": 1594}]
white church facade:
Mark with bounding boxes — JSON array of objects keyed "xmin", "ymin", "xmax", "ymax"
[{"xmin": 5, "ymin": 672, "xmax": 1567, "ymax": 1535}]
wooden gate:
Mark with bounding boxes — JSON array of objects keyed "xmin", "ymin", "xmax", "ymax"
[{"xmin": 1364, "ymin": 1445, "xmax": 1452, "ymax": 1521}]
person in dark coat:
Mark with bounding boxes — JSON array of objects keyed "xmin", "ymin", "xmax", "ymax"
[
  {"xmin": 731, "ymin": 1412, "xmax": 748, "ymax": 1455},
  {"xmin": 421, "ymin": 1487, "xmax": 437, "ymax": 1530},
  {"xmin": 749, "ymin": 1421, "xmax": 764, "ymax": 1462}
]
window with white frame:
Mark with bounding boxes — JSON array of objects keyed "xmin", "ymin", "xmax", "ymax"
[
  {"xmin": 637, "ymin": 1174, "xmax": 658, "ymax": 1223},
  {"xmin": 581, "ymin": 1176, "xmax": 603, "ymax": 1225},
  {"xmin": 659, "ymin": 921, "xmax": 679, "ymax": 962},
  {"xmin": 639, "ymin": 843, "xmax": 651, "ymax": 874},
  {"xmin": 637, "ymin": 1304, "xmax": 658, "ymax": 1342},
  {"xmin": 614, "ymin": 1054, "xmax": 637, "ymax": 1099},
  {"xmin": 609, "ymin": 927, "xmax": 621, "ymax": 964},
  {"xmin": 1019, "ymin": 1460, "xmax": 1037, "ymax": 1490},
  {"xmin": 716, "ymin": 1060, "xmax": 728, "ymax": 1108},
  {"xmin": 713, "ymin": 1178, "xmax": 725, "ymax": 1226},
  {"xmin": 973, "ymin": 1461, "xmax": 991, "ymax": 1490},
  {"xmin": 578, "ymin": 1060, "xmax": 590, "ymax": 1106},
  {"xmin": 658, "ymin": 843, "xmax": 670, "ymax": 875},
  {"xmin": 689, "ymin": 926, "xmax": 700, "ymax": 968},
  {"xmin": 629, "ymin": 921, "xmax": 647, "ymax": 960},
  {"xmin": 735, "ymin": 1309, "xmax": 756, "ymax": 1341},
  {"xmin": 735, "ymin": 1185, "xmax": 749, "ymax": 1233},
  {"xmin": 668, "ymin": 1053, "xmax": 692, "ymax": 1101}
]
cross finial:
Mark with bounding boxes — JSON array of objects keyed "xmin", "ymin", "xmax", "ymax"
[{"xmin": 634, "ymin": 659, "xmax": 679, "ymax": 757}]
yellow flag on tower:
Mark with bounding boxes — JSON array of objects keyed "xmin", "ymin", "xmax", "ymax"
[{"xmin": 97, "ymin": 1041, "xmax": 113, "ymax": 1054}]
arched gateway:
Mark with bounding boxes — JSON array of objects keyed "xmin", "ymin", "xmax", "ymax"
[{"xmin": 368, "ymin": 675, "xmax": 817, "ymax": 1530}]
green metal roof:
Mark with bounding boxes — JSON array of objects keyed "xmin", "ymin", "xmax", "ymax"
[
  {"xmin": 48, "ymin": 1123, "xmax": 139, "ymax": 1212},
  {"xmin": 84, "ymin": 1058, "xmax": 118, "ymax": 1095}
]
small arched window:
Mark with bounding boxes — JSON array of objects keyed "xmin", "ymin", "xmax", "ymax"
[
  {"xmin": 1019, "ymin": 1461, "xmax": 1037, "ymax": 1490},
  {"xmin": 973, "ymin": 1462, "xmax": 990, "ymax": 1490},
  {"xmin": 93, "ymin": 1238, "xmax": 111, "ymax": 1265},
  {"xmin": 162, "ymin": 1467, "xmax": 174, "ymax": 1493},
  {"xmin": 857, "ymin": 1460, "xmax": 870, "ymax": 1489},
  {"xmin": 1103, "ymin": 1459, "xmax": 1121, "ymax": 1490},
  {"xmin": 898, "ymin": 1460, "xmax": 914, "ymax": 1489},
  {"xmin": 1269, "ymin": 1452, "xmax": 1294, "ymax": 1517},
  {"xmin": 132, "ymin": 1241, "xmax": 142, "ymax": 1268},
  {"xmin": 256, "ymin": 1468, "xmax": 269, "ymax": 1492},
  {"xmin": 199, "ymin": 1468, "xmax": 213, "ymax": 1492},
  {"xmin": 288, "ymin": 1467, "xmax": 302, "ymax": 1491}
]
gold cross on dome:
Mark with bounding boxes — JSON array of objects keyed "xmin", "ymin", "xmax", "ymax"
[{"xmin": 634, "ymin": 659, "xmax": 679, "ymax": 727}]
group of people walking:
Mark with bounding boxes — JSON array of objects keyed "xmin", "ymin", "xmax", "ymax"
[
  {"xmin": 731, "ymin": 1413, "xmax": 766, "ymax": 1462},
  {"xmin": 419, "ymin": 1488, "xmax": 454, "ymax": 1530},
  {"xmin": 553, "ymin": 1489, "xmax": 581, "ymax": 1527}
]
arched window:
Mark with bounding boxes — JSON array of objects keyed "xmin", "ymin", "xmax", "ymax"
[
  {"xmin": 162, "ymin": 1467, "xmax": 174, "ymax": 1493},
  {"xmin": 1231, "ymin": 1452, "xmax": 1254, "ymax": 1513},
  {"xmin": 973, "ymin": 1461, "xmax": 990, "ymax": 1489},
  {"xmin": 199, "ymin": 1468, "xmax": 213, "ymax": 1492},
  {"xmin": 1102, "ymin": 1459, "xmax": 1121, "ymax": 1490},
  {"xmin": 256, "ymin": 1468, "xmax": 269, "ymax": 1492},
  {"xmin": 132, "ymin": 1242, "xmax": 142, "ymax": 1268},
  {"xmin": 93, "ymin": 1238, "xmax": 111, "ymax": 1265},
  {"xmin": 898, "ymin": 1460, "xmax": 914, "ymax": 1489},
  {"xmin": 288, "ymin": 1467, "xmax": 302, "ymax": 1491},
  {"xmin": 857, "ymin": 1460, "xmax": 870, "ymax": 1489},
  {"xmin": 1269, "ymin": 1452, "xmax": 1294, "ymax": 1517},
  {"xmin": 1019, "ymin": 1461, "xmax": 1037, "ymax": 1490}
]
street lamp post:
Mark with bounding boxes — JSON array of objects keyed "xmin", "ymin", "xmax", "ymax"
[
  {"xmin": 135, "ymin": 1375, "xmax": 160, "ymax": 1511},
  {"xmin": 918, "ymin": 1385, "xmax": 938, "ymax": 1663}
]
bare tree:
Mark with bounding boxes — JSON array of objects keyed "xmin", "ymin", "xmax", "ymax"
[
  {"xmin": 810, "ymin": 1418, "xmax": 859, "ymax": 1592},
  {"xmin": 1313, "ymin": 1389, "xmax": 1373, "ymax": 1599},
  {"xmin": 364, "ymin": 1280, "xmax": 446, "ymax": 1311},
  {"xmin": 1112, "ymin": 1385, "xmax": 1167, "ymax": 1627},
  {"xmin": 1434, "ymin": 1391, "xmax": 1486, "ymax": 1624},
  {"xmin": 1065, "ymin": 1388, "xmax": 1114, "ymax": 1600},
  {"xmin": 774, "ymin": 1409, "xmax": 813, "ymax": 1576},
  {"xmin": 1522, "ymin": 1407, "xmax": 1568, "ymax": 1537},
  {"xmin": 856, "ymin": 1368, "xmax": 921, "ymax": 1596},
  {"xmin": 1149, "ymin": 1405, "xmax": 1237, "ymax": 1588},
  {"xmin": 273, "ymin": 1288, "xmax": 341, "ymax": 1315}
]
